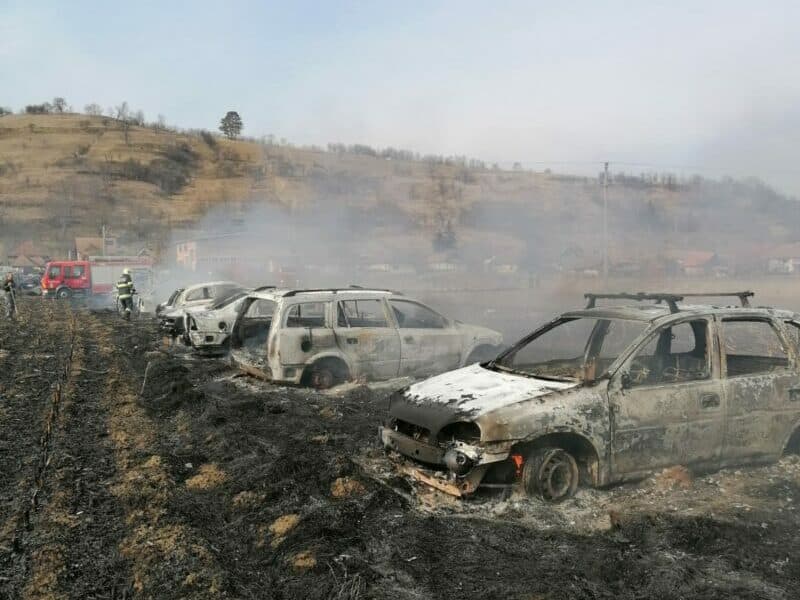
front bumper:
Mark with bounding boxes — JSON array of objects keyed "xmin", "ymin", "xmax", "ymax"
[
  {"xmin": 380, "ymin": 426, "xmax": 445, "ymax": 465},
  {"xmin": 379, "ymin": 426, "xmax": 495, "ymax": 497}
]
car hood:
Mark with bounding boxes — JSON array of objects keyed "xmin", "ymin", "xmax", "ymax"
[{"xmin": 397, "ymin": 363, "xmax": 579, "ymax": 421}]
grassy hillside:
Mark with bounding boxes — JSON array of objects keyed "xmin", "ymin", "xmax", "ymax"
[{"xmin": 0, "ymin": 113, "xmax": 797, "ymax": 270}]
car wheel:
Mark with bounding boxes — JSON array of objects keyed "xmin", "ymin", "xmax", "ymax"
[
  {"xmin": 309, "ymin": 365, "xmax": 335, "ymax": 390},
  {"xmin": 56, "ymin": 288, "xmax": 71, "ymax": 299},
  {"xmin": 522, "ymin": 447, "xmax": 579, "ymax": 502}
]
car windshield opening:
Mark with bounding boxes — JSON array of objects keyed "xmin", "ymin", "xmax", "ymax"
[
  {"xmin": 210, "ymin": 290, "xmax": 246, "ymax": 310},
  {"xmin": 496, "ymin": 317, "xmax": 647, "ymax": 381}
]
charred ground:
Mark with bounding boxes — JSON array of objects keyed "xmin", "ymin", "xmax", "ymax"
[{"xmin": 1, "ymin": 300, "xmax": 799, "ymax": 599}]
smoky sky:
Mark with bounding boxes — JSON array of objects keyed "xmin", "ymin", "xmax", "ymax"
[{"xmin": 3, "ymin": 1, "xmax": 800, "ymax": 195}]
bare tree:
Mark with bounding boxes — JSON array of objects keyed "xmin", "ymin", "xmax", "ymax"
[
  {"xmin": 132, "ymin": 109, "xmax": 145, "ymax": 126},
  {"xmin": 115, "ymin": 101, "xmax": 130, "ymax": 121},
  {"xmin": 113, "ymin": 102, "xmax": 133, "ymax": 144},
  {"xmin": 153, "ymin": 114, "xmax": 166, "ymax": 132},
  {"xmin": 121, "ymin": 119, "xmax": 132, "ymax": 145},
  {"xmin": 84, "ymin": 103, "xmax": 103, "ymax": 116},
  {"xmin": 52, "ymin": 97, "xmax": 67, "ymax": 113}
]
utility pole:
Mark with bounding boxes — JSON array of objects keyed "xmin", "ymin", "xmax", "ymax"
[
  {"xmin": 602, "ymin": 161, "xmax": 609, "ymax": 287},
  {"xmin": 101, "ymin": 224, "xmax": 107, "ymax": 256}
]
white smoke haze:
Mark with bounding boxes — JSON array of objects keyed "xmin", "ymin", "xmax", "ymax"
[{"xmin": 152, "ymin": 166, "xmax": 800, "ymax": 344}]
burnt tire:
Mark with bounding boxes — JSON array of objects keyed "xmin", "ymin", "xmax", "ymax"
[
  {"xmin": 306, "ymin": 359, "xmax": 349, "ymax": 390},
  {"xmin": 56, "ymin": 288, "xmax": 71, "ymax": 299},
  {"xmin": 522, "ymin": 447, "xmax": 579, "ymax": 502},
  {"xmin": 309, "ymin": 365, "xmax": 335, "ymax": 390}
]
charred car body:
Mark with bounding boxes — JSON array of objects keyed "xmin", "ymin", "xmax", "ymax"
[
  {"xmin": 183, "ymin": 289, "xmax": 253, "ymax": 351},
  {"xmin": 158, "ymin": 281, "xmax": 244, "ymax": 338},
  {"xmin": 381, "ymin": 292, "xmax": 800, "ymax": 501},
  {"xmin": 230, "ymin": 288, "xmax": 503, "ymax": 388}
]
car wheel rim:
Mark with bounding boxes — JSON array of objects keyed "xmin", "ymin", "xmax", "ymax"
[
  {"xmin": 312, "ymin": 369, "xmax": 334, "ymax": 389},
  {"xmin": 538, "ymin": 450, "xmax": 577, "ymax": 501}
]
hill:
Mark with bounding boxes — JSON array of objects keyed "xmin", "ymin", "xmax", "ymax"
[{"xmin": 0, "ymin": 113, "xmax": 797, "ymax": 274}]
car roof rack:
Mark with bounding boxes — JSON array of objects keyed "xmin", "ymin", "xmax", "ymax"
[
  {"xmin": 585, "ymin": 292, "xmax": 683, "ymax": 313},
  {"xmin": 282, "ymin": 286, "xmax": 400, "ymax": 297},
  {"xmin": 675, "ymin": 291, "xmax": 753, "ymax": 307},
  {"xmin": 584, "ymin": 290, "xmax": 755, "ymax": 313},
  {"xmin": 252, "ymin": 285, "xmax": 276, "ymax": 292}
]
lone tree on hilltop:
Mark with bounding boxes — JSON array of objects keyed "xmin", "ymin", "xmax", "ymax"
[{"xmin": 219, "ymin": 111, "xmax": 243, "ymax": 139}]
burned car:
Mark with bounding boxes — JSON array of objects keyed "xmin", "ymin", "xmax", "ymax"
[
  {"xmin": 183, "ymin": 288, "xmax": 253, "ymax": 351},
  {"xmin": 381, "ymin": 291, "xmax": 800, "ymax": 501},
  {"xmin": 230, "ymin": 287, "xmax": 503, "ymax": 388},
  {"xmin": 158, "ymin": 281, "xmax": 244, "ymax": 338}
]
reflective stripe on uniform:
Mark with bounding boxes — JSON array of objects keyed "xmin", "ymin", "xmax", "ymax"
[{"xmin": 117, "ymin": 281, "xmax": 133, "ymax": 299}]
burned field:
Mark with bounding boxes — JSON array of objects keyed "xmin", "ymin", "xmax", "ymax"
[{"xmin": 1, "ymin": 300, "xmax": 799, "ymax": 599}]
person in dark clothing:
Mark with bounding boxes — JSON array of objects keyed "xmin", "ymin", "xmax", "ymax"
[
  {"xmin": 116, "ymin": 269, "xmax": 136, "ymax": 320},
  {"xmin": 3, "ymin": 273, "xmax": 17, "ymax": 319}
]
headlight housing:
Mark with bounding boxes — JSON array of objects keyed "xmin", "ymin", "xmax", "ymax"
[{"xmin": 437, "ymin": 421, "xmax": 481, "ymax": 444}]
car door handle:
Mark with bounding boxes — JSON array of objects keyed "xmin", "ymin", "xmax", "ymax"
[
  {"xmin": 789, "ymin": 387, "xmax": 800, "ymax": 401},
  {"xmin": 700, "ymin": 393, "xmax": 720, "ymax": 409},
  {"xmin": 404, "ymin": 336, "xmax": 415, "ymax": 343}
]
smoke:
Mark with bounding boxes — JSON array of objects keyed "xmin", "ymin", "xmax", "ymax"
[{"xmin": 151, "ymin": 159, "xmax": 800, "ymax": 344}]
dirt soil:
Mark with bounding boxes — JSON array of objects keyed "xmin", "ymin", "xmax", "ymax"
[{"xmin": 1, "ymin": 299, "xmax": 799, "ymax": 599}]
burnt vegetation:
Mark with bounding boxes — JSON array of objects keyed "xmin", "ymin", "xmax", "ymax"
[{"xmin": 1, "ymin": 278, "xmax": 799, "ymax": 599}]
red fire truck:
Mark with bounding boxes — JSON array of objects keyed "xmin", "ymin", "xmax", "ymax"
[{"xmin": 41, "ymin": 256, "xmax": 153, "ymax": 301}]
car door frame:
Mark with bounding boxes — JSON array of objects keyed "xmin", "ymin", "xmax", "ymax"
[
  {"xmin": 607, "ymin": 314, "xmax": 725, "ymax": 480},
  {"xmin": 387, "ymin": 298, "xmax": 462, "ymax": 377},
  {"xmin": 332, "ymin": 296, "xmax": 401, "ymax": 380},
  {"xmin": 717, "ymin": 314, "xmax": 800, "ymax": 465}
]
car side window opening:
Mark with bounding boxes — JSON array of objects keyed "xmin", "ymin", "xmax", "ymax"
[
  {"xmin": 625, "ymin": 320, "xmax": 710, "ymax": 387},
  {"xmin": 337, "ymin": 299, "xmax": 389, "ymax": 328},
  {"xmin": 71, "ymin": 265, "xmax": 85, "ymax": 278},
  {"xmin": 286, "ymin": 302, "xmax": 327, "ymax": 328},
  {"xmin": 389, "ymin": 300, "xmax": 446, "ymax": 329},
  {"xmin": 722, "ymin": 319, "xmax": 789, "ymax": 376}
]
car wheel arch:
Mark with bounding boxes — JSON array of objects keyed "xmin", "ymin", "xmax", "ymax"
[
  {"xmin": 512, "ymin": 430, "xmax": 603, "ymax": 487},
  {"xmin": 301, "ymin": 353, "xmax": 352, "ymax": 387},
  {"xmin": 781, "ymin": 417, "xmax": 800, "ymax": 455}
]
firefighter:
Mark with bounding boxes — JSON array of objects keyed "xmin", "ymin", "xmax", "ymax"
[
  {"xmin": 116, "ymin": 268, "xmax": 136, "ymax": 320},
  {"xmin": 3, "ymin": 273, "xmax": 17, "ymax": 319}
]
